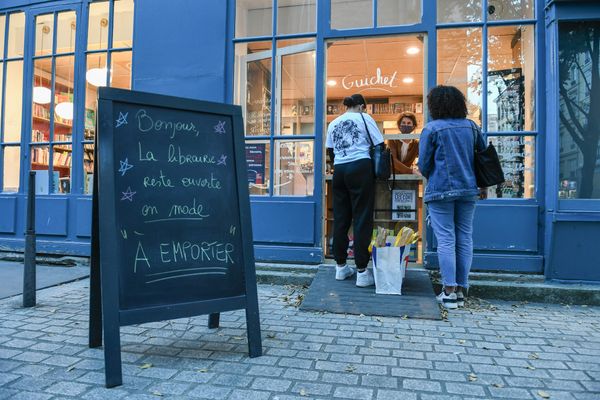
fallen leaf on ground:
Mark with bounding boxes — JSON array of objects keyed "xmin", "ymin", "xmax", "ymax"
[
  {"xmin": 345, "ymin": 364, "xmax": 356, "ymax": 372},
  {"xmin": 538, "ymin": 390, "xmax": 551, "ymax": 398},
  {"xmin": 197, "ymin": 369, "xmax": 208, "ymax": 373},
  {"xmin": 492, "ymin": 383, "xmax": 504, "ymax": 388},
  {"xmin": 468, "ymin": 373, "xmax": 478, "ymax": 382},
  {"xmin": 527, "ymin": 365, "xmax": 536, "ymax": 370},
  {"xmin": 139, "ymin": 363, "xmax": 153, "ymax": 369},
  {"xmin": 299, "ymin": 389, "xmax": 308, "ymax": 396},
  {"xmin": 529, "ymin": 353, "xmax": 539, "ymax": 360},
  {"xmin": 152, "ymin": 391, "xmax": 163, "ymax": 397},
  {"xmin": 458, "ymin": 340, "xmax": 466, "ymax": 344},
  {"xmin": 66, "ymin": 366, "xmax": 75, "ymax": 372}
]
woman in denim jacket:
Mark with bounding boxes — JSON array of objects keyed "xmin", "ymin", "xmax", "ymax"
[{"xmin": 418, "ymin": 86, "xmax": 486, "ymax": 309}]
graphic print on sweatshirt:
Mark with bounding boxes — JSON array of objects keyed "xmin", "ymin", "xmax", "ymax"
[{"xmin": 332, "ymin": 120, "xmax": 361, "ymax": 157}]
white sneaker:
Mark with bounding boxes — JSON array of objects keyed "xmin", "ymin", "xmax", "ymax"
[
  {"xmin": 335, "ymin": 264, "xmax": 355, "ymax": 281},
  {"xmin": 456, "ymin": 291, "xmax": 465, "ymax": 308},
  {"xmin": 436, "ymin": 291, "xmax": 458, "ymax": 309},
  {"xmin": 356, "ymin": 269, "xmax": 375, "ymax": 287}
]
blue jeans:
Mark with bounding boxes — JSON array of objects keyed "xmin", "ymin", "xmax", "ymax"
[{"xmin": 427, "ymin": 197, "xmax": 476, "ymax": 288}]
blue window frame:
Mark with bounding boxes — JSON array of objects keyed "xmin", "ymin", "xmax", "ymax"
[{"xmin": 0, "ymin": 12, "xmax": 26, "ymax": 193}]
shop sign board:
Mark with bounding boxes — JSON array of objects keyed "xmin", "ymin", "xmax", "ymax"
[
  {"xmin": 89, "ymin": 88, "xmax": 262, "ymax": 388},
  {"xmin": 392, "ymin": 189, "xmax": 417, "ymax": 221}
]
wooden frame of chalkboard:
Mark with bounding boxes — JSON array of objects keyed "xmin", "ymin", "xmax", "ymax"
[{"xmin": 88, "ymin": 88, "xmax": 262, "ymax": 388}]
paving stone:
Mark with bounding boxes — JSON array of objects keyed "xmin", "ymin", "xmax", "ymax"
[
  {"xmin": 45, "ymin": 381, "xmax": 91, "ymax": 396},
  {"xmin": 187, "ymin": 384, "xmax": 232, "ymax": 399},
  {"xmin": 333, "ymin": 386, "xmax": 374, "ymax": 399},
  {"xmin": 376, "ymin": 389, "xmax": 418, "ymax": 400},
  {"xmin": 250, "ymin": 377, "xmax": 292, "ymax": 392},
  {"xmin": 402, "ymin": 379, "xmax": 442, "ymax": 392},
  {"xmin": 228, "ymin": 389, "xmax": 271, "ymax": 400}
]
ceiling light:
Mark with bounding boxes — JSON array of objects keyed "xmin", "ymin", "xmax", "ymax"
[
  {"xmin": 55, "ymin": 102, "xmax": 74, "ymax": 120},
  {"xmin": 406, "ymin": 46, "xmax": 420, "ymax": 55},
  {"xmin": 33, "ymin": 86, "xmax": 51, "ymax": 104},
  {"xmin": 86, "ymin": 67, "xmax": 112, "ymax": 87},
  {"xmin": 326, "ymin": 80, "xmax": 337, "ymax": 86},
  {"xmin": 402, "ymin": 77, "xmax": 414, "ymax": 84}
]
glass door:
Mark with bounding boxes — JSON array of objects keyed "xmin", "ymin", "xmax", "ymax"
[{"xmin": 325, "ymin": 34, "xmax": 427, "ymax": 264}]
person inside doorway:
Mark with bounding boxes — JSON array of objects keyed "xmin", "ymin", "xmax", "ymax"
[
  {"xmin": 326, "ymin": 93, "xmax": 384, "ymax": 287},
  {"xmin": 388, "ymin": 111, "xmax": 419, "ymax": 174}
]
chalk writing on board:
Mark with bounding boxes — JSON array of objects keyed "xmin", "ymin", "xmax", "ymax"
[
  {"xmin": 217, "ymin": 155, "xmax": 227, "ymax": 166},
  {"xmin": 167, "ymin": 145, "xmax": 216, "ymax": 165},
  {"xmin": 118, "ymin": 158, "xmax": 134, "ymax": 176},
  {"xmin": 142, "ymin": 170, "xmax": 174, "ymax": 188},
  {"xmin": 121, "ymin": 187, "xmax": 136, "ymax": 202},
  {"xmin": 134, "ymin": 242, "xmax": 151, "ymax": 273},
  {"xmin": 115, "ymin": 112, "xmax": 128, "ymax": 128},
  {"xmin": 230, "ymin": 225, "xmax": 236, "ymax": 236},
  {"xmin": 134, "ymin": 231, "xmax": 144, "ymax": 236},
  {"xmin": 136, "ymin": 109, "xmax": 199, "ymax": 139},
  {"xmin": 214, "ymin": 120, "xmax": 226, "ymax": 135},
  {"xmin": 120, "ymin": 229, "xmax": 127, "ymax": 239},
  {"xmin": 157, "ymin": 241, "xmax": 235, "ymax": 264},
  {"xmin": 180, "ymin": 174, "xmax": 222, "ymax": 189},
  {"xmin": 138, "ymin": 143, "xmax": 158, "ymax": 162}
]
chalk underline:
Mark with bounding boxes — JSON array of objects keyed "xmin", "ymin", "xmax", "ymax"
[
  {"xmin": 146, "ymin": 271, "xmax": 227, "ymax": 284},
  {"xmin": 144, "ymin": 217, "xmax": 208, "ymax": 223},
  {"xmin": 147, "ymin": 267, "xmax": 228, "ymax": 277}
]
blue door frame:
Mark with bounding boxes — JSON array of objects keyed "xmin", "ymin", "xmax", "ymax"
[{"xmin": 544, "ymin": 0, "xmax": 600, "ymax": 282}]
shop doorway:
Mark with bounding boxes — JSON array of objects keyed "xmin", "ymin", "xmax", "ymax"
[{"xmin": 324, "ymin": 34, "xmax": 427, "ymax": 265}]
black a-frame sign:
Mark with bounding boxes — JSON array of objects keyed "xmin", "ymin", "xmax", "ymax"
[{"xmin": 89, "ymin": 88, "xmax": 262, "ymax": 387}]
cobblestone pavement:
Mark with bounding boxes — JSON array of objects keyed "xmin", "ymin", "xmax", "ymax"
[{"xmin": 1, "ymin": 279, "xmax": 599, "ymax": 400}]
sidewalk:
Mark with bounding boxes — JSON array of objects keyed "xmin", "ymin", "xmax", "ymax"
[{"xmin": 1, "ymin": 278, "xmax": 599, "ymax": 400}]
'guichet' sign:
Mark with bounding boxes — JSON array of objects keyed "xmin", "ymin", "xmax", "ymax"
[{"xmin": 342, "ymin": 68, "xmax": 398, "ymax": 93}]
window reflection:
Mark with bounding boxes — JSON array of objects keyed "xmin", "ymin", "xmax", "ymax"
[
  {"xmin": 279, "ymin": 48, "xmax": 315, "ymax": 136},
  {"xmin": 558, "ymin": 21, "xmax": 600, "ymax": 199},
  {"xmin": 56, "ymin": 12, "xmax": 77, "ymax": 54},
  {"xmin": 113, "ymin": 0, "xmax": 134, "ymax": 48},
  {"xmin": 277, "ymin": 0, "xmax": 316, "ymax": 35},
  {"xmin": 437, "ymin": 28, "xmax": 483, "ymax": 124},
  {"xmin": 331, "ymin": 0, "xmax": 372, "ymax": 30},
  {"xmin": 378, "ymin": 0, "xmax": 421, "ymax": 27},
  {"xmin": 487, "ymin": 25, "xmax": 535, "ymax": 132},
  {"xmin": 2, "ymin": 146, "xmax": 20, "ymax": 192},
  {"xmin": 488, "ymin": 0, "xmax": 534, "ymax": 21},
  {"xmin": 236, "ymin": 0, "xmax": 272, "ymax": 38},
  {"xmin": 274, "ymin": 140, "xmax": 314, "ymax": 196},
  {"xmin": 7, "ymin": 12, "xmax": 25, "ymax": 58},
  {"xmin": 35, "ymin": 14, "xmax": 53, "ymax": 56},
  {"xmin": 234, "ymin": 42, "xmax": 272, "ymax": 137},
  {"xmin": 88, "ymin": 2, "xmax": 109, "ymax": 51},
  {"xmin": 485, "ymin": 136, "xmax": 535, "ymax": 199},
  {"xmin": 4, "ymin": 61, "xmax": 24, "ymax": 143},
  {"xmin": 437, "ymin": 0, "xmax": 482, "ymax": 23}
]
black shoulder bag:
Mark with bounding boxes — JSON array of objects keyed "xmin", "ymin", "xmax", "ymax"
[
  {"xmin": 470, "ymin": 120, "xmax": 505, "ymax": 188},
  {"xmin": 360, "ymin": 113, "xmax": 391, "ymax": 181}
]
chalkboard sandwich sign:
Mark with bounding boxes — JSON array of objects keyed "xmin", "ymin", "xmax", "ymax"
[{"xmin": 88, "ymin": 88, "xmax": 262, "ymax": 388}]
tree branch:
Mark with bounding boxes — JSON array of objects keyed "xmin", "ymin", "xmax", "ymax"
[
  {"xmin": 574, "ymin": 59, "xmax": 592, "ymax": 93},
  {"xmin": 559, "ymin": 83, "xmax": 587, "ymax": 135},
  {"xmin": 559, "ymin": 113, "xmax": 585, "ymax": 149}
]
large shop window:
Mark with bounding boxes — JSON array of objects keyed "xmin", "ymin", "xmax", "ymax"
[
  {"xmin": 83, "ymin": 0, "xmax": 134, "ymax": 195},
  {"xmin": 234, "ymin": 32, "xmax": 316, "ymax": 197},
  {"xmin": 330, "ymin": 0, "xmax": 421, "ymax": 30},
  {"xmin": 437, "ymin": 10, "xmax": 536, "ymax": 200},
  {"xmin": 558, "ymin": 21, "xmax": 600, "ymax": 200},
  {"xmin": 1, "ymin": 13, "xmax": 25, "ymax": 193}
]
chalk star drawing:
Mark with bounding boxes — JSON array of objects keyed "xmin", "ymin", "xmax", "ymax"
[
  {"xmin": 118, "ymin": 158, "xmax": 133, "ymax": 176},
  {"xmin": 214, "ymin": 120, "xmax": 226, "ymax": 134},
  {"xmin": 115, "ymin": 112, "xmax": 129, "ymax": 128},
  {"xmin": 217, "ymin": 154, "xmax": 227, "ymax": 166},
  {"xmin": 121, "ymin": 186, "xmax": 136, "ymax": 202}
]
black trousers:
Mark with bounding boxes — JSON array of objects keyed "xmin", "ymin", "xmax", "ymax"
[{"xmin": 332, "ymin": 158, "xmax": 375, "ymax": 269}]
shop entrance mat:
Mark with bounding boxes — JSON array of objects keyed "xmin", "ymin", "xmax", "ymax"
[{"xmin": 300, "ymin": 265, "xmax": 441, "ymax": 320}]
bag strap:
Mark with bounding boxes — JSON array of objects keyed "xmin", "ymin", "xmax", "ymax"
[
  {"xmin": 360, "ymin": 112, "xmax": 375, "ymax": 146},
  {"xmin": 469, "ymin": 119, "xmax": 480, "ymax": 155}
]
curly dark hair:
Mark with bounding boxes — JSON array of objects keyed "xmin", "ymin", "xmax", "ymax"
[
  {"xmin": 396, "ymin": 111, "xmax": 417, "ymax": 129},
  {"xmin": 427, "ymin": 85, "xmax": 467, "ymax": 120}
]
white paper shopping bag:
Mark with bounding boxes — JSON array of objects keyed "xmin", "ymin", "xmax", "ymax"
[{"xmin": 372, "ymin": 246, "xmax": 403, "ymax": 295}]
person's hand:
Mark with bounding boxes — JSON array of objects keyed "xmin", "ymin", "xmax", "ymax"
[{"xmin": 479, "ymin": 188, "xmax": 488, "ymax": 200}]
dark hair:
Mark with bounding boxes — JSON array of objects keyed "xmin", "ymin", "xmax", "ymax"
[
  {"xmin": 427, "ymin": 85, "xmax": 468, "ymax": 120},
  {"xmin": 343, "ymin": 93, "xmax": 367, "ymax": 108},
  {"xmin": 396, "ymin": 111, "xmax": 417, "ymax": 129}
]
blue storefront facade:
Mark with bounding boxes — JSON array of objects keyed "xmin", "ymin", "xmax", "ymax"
[{"xmin": 0, "ymin": 0, "xmax": 598, "ymax": 282}]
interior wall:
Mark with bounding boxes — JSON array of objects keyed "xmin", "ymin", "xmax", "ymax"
[{"xmin": 132, "ymin": 0, "xmax": 227, "ymax": 102}]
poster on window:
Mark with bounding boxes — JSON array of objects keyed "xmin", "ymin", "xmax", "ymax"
[
  {"xmin": 392, "ymin": 189, "xmax": 416, "ymax": 221},
  {"xmin": 245, "ymin": 143, "xmax": 266, "ymax": 185}
]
